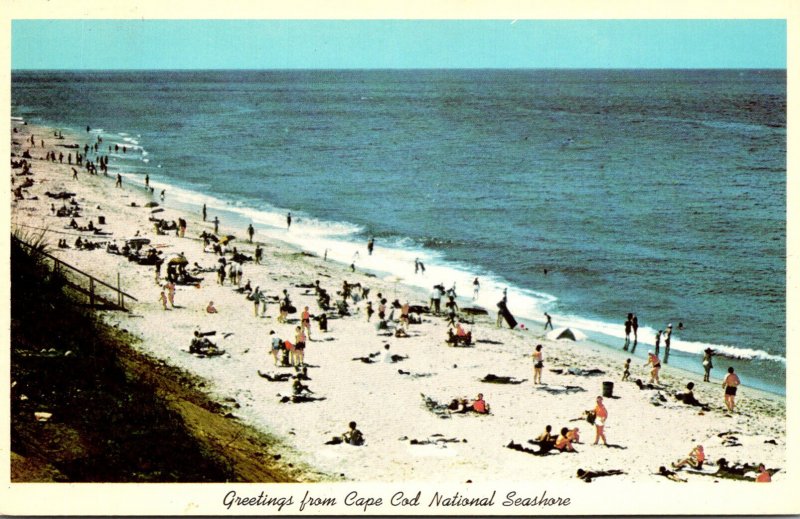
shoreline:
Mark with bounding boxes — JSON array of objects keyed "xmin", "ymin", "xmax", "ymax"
[
  {"xmin": 11, "ymin": 112, "xmax": 788, "ymax": 396},
  {"xmin": 10, "ymin": 120, "xmax": 786, "ymax": 483}
]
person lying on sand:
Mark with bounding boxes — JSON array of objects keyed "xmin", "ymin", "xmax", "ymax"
[
  {"xmin": 672, "ymin": 445, "xmax": 705, "ymax": 470},
  {"xmin": 576, "ymin": 468, "xmax": 624, "ymax": 482},
  {"xmin": 656, "ymin": 466, "xmax": 687, "ymax": 482}
]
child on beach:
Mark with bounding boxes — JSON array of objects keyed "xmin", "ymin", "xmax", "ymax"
[
  {"xmin": 342, "ymin": 421, "xmax": 365, "ymax": 446},
  {"xmin": 159, "ymin": 290, "xmax": 168, "ymax": 310},
  {"xmin": 206, "ymin": 301, "xmax": 218, "ymax": 314},
  {"xmin": 622, "ymin": 358, "xmax": 631, "ymax": 381},
  {"xmin": 555, "ymin": 427, "xmax": 576, "ymax": 452},
  {"xmin": 166, "ymin": 281, "xmax": 175, "ymax": 308},
  {"xmin": 471, "ymin": 393, "xmax": 489, "ymax": 414}
]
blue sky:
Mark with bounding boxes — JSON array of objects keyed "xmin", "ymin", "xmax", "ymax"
[{"xmin": 11, "ymin": 19, "xmax": 786, "ymax": 69}]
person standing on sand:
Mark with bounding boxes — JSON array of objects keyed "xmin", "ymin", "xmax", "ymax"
[
  {"xmin": 269, "ymin": 330, "xmax": 283, "ymax": 367},
  {"xmin": 623, "ymin": 314, "xmax": 632, "ymax": 350},
  {"xmin": 367, "ymin": 237, "xmax": 374, "ymax": 255},
  {"xmin": 202, "ymin": 204, "xmax": 207, "ymax": 221},
  {"xmin": 254, "ymin": 244, "xmax": 263, "ymax": 265},
  {"xmin": 593, "ymin": 396, "xmax": 608, "ymax": 446},
  {"xmin": 166, "ymin": 280, "xmax": 176, "ymax": 308},
  {"xmin": 664, "ymin": 323, "xmax": 673, "ymax": 362},
  {"xmin": 115, "ymin": 173, "xmax": 122, "ymax": 188},
  {"xmin": 145, "ymin": 174, "xmax": 149, "ymax": 188},
  {"xmin": 532, "ymin": 344, "xmax": 544, "ymax": 384},
  {"xmin": 544, "ymin": 312, "xmax": 553, "ymax": 331},
  {"xmin": 644, "ymin": 351, "xmax": 661, "ymax": 384},
  {"xmin": 473, "ymin": 277, "xmax": 480, "ymax": 300},
  {"xmin": 287, "ymin": 212, "xmax": 292, "ymax": 229},
  {"xmin": 72, "ymin": 167, "xmax": 78, "ymax": 180},
  {"xmin": 722, "ymin": 366, "xmax": 741, "ymax": 413},
  {"xmin": 159, "ymin": 290, "xmax": 168, "ymax": 310},
  {"xmin": 632, "ymin": 314, "xmax": 639, "ymax": 344},
  {"xmin": 213, "ymin": 216, "xmax": 220, "ymax": 235},
  {"xmin": 301, "ymin": 306, "xmax": 312, "ymax": 341},
  {"xmin": 247, "ymin": 224, "xmax": 254, "ymax": 243},
  {"xmin": 160, "ymin": 189, "xmax": 165, "ymax": 201},
  {"xmin": 702, "ymin": 348, "xmax": 714, "ymax": 382},
  {"xmin": 655, "ymin": 330, "xmax": 662, "ymax": 356},
  {"xmin": 294, "ymin": 326, "xmax": 306, "ymax": 366}
]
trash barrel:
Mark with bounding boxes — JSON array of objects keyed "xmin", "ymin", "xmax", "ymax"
[
  {"xmin": 602, "ymin": 381, "xmax": 614, "ymax": 398},
  {"xmin": 98, "ymin": 216, "xmax": 106, "ymax": 224}
]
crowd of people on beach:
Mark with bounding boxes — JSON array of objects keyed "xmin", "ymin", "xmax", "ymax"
[{"xmin": 10, "ymin": 121, "xmax": 776, "ymax": 483}]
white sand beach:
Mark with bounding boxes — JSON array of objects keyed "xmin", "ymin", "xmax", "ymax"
[{"xmin": 10, "ymin": 121, "xmax": 786, "ymax": 485}]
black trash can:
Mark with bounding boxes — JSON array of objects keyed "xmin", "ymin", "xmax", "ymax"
[{"xmin": 602, "ymin": 381, "xmax": 614, "ymax": 398}]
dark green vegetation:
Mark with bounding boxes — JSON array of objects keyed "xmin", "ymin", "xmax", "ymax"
[{"xmin": 10, "ymin": 233, "xmax": 299, "ymax": 482}]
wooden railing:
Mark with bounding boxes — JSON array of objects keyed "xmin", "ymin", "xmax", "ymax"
[{"xmin": 12, "ymin": 235, "xmax": 138, "ymax": 311}]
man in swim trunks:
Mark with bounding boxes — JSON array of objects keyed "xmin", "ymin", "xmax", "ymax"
[{"xmin": 722, "ymin": 366, "xmax": 741, "ymax": 413}]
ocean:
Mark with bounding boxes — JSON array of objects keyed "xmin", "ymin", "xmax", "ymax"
[{"xmin": 10, "ymin": 69, "xmax": 786, "ymax": 395}]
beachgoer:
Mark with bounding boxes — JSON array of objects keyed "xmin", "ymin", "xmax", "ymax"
[
  {"xmin": 632, "ymin": 314, "xmax": 639, "ymax": 343},
  {"xmin": 593, "ymin": 396, "xmax": 608, "ymax": 446},
  {"xmin": 756, "ymin": 464, "xmax": 771, "ymax": 483},
  {"xmin": 430, "ymin": 285, "xmax": 443, "ymax": 315},
  {"xmin": 722, "ymin": 367, "xmax": 741, "ymax": 413},
  {"xmin": 414, "ymin": 258, "xmax": 420, "ymax": 274},
  {"xmin": 202, "ymin": 204, "xmax": 207, "ymax": 221},
  {"xmin": 247, "ymin": 223, "xmax": 254, "ymax": 243},
  {"xmin": 673, "ymin": 445, "xmax": 705, "ymax": 470},
  {"xmin": 160, "ymin": 189, "xmax": 165, "ymax": 201},
  {"xmin": 536, "ymin": 425, "xmax": 555, "ymax": 444},
  {"xmin": 159, "ymin": 291, "xmax": 168, "ymax": 310},
  {"xmin": 206, "ymin": 301, "xmax": 218, "ymax": 314},
  {"xmin": 622, "ymin": 358, "xmax": 631, "ymax": 381},
  {"xmin": 301, "ymin": 306, "xmax": 312, "ymax": 340},
  {"xmin": 567, "ymin": 427, "xmax": 580, "ymax": 444},
  {"xmin": 144, "ymin": 174, "xmax": 149, "ymax": 188},
  {"xmin": 472, "ymin": 277, "xmax": 480, "ymax": 300},
  {"xmin": 342, "ymin": 421, "xmax": 364, "ymax": 446},
  {"xmin": 657, "ymin": 466, "xmax": 687, "ymax": 482},
  {"xmin": 366, "ymin": 301, "xmax": 374, "ymax": 322},
  {"xmin": 555, "ymin": 427, "xmax": 576, "ymax": 452},
  {"xmin": 213, "ymin": 217, "xmax": 219, "ymax": 235},
  {"xmin": 702, "ymin": 348, "xmax": 714, "ymax": 382},
  {"xmin": 287, "ymin": 212, "xmax": 292, "ymax": 229},
  {"xmin": 664, "ymin": 323, "xmax": 673, "ymax": 361},
  {"xmin": 166, "ymin": 281, "xmax": 176, "ymax": 308},
  {"xmin": 115, "ymin": 173, "xmax": 122, "ymax": 188},
  {"xmin": 269, "ymin": 330, "xmax": 283, "ymax": 366},
  {"xmin": 644, "ymin": 351, "xmax": 661, "ymax": 385},
  {"xmin": 544, "ymin": 312, "xmax": 553, "ymax": 330},
  {"xmin": 471, "ymin": 393, "xmax": 489, "ymax": 414},
  {"xmin": 655, "ymin": 330, "xmax": 662, "ymax": 355},
  {"xmin": 254, "ymin": 244, "xmax": 263, "ymax": 265},
  {"xmin": 623, "ymin": 314, "xmax": 632, "ymax": 350},
  {"xmin": 367, "ymin": 237, "xmax": 374, "ymax": 255},
  {"xmin": 533, "ymin": 344, "xmax": 544, "ymax": 384},
  {"xmin": 294, "ymin": 326, "xmax": 306, "ymax": 366}
]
